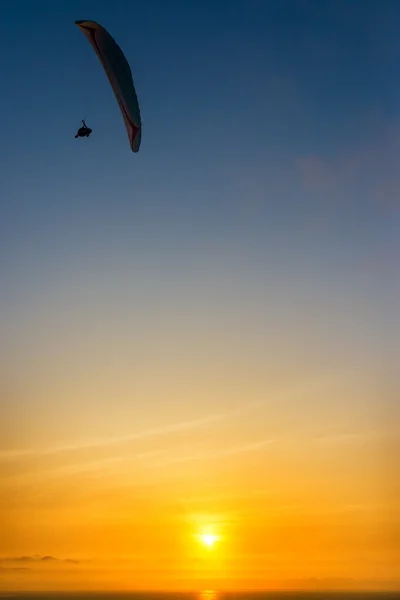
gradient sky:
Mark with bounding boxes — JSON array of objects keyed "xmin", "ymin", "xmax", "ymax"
[{"xmin": 1, "ymin": 0, "xmax": 399, "ymax": 592}]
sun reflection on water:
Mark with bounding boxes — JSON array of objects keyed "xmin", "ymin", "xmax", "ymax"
[{"xmin": 199, "ymin": 590, "xmax": 218, "ymax": 600}]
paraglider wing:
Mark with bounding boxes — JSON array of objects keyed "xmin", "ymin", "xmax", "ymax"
[{"xmin": 75, "ymin": 20, "xmax": 142, "ymax": 152}]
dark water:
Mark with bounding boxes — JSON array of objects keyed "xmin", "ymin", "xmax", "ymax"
[{"xmin": 1, "ymin": 593, "xmax": 399, "ymax": 600}]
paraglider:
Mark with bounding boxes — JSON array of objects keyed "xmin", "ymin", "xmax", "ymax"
[
  {"xmin": 75, "ymin": 120, "xmax": 92, "ymax": 139},
  {"xmin": 75, "ymin": 20, "xmax": 142, "ymax": 152}
]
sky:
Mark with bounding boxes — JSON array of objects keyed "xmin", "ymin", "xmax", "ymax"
[{"xmin": 0, "ymin": 0, "xmax": 399, "ymax": 592}]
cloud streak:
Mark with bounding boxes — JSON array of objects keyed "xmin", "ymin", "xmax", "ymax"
[
  {"xmin": 0, "ymin": 380, "xmax": 336, "ymax": 463},
  {"xmin": 0, "ymin": 556, "xmax": 80, "ymax": 565},
  {"xmin": 0, "ymin": 400, "xmax": 268, "ymax": 462},
  {"xmin": 153, "ymin": 438, "xmax": 276, "ymax": 467},
  {"xmin": 296, "ymin": 117, "xmax": 400, "ymax": 208}
]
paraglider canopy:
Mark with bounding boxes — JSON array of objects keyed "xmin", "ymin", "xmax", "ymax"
[{"xmin": 75, "ymin": 20, "xmax": 142, "ymax": 152}]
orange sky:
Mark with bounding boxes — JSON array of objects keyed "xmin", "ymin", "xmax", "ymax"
[
  {"xmin": 1, "ymin": 361, "xmax": 399, "ymax": 591},
  {"xmin": 1, "ymin": 3, "xmax": 399, "ymax": 586}
]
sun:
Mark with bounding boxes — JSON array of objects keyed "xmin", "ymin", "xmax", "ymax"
[{"xmin": 199, "ymin": 533, "xmax": 218, "ymax": 547}]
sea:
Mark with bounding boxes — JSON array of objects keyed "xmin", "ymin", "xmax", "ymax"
[{"xmin": 0, "ymin": 592, "xmax": 399, "ymax": 600}]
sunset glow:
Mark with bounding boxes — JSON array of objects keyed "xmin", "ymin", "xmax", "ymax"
[
  {"xmin": 199, "ymin": 534, "xmax": 218, "ymax": 547},
  {"xmin": 1, "ymin": 0, "xmax": 399, "ymax": 594}
]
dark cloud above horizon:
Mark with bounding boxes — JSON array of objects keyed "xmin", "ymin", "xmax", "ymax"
[{"xmin": 0, "ymin": 555, "xmax": 80, "ymax": 565}]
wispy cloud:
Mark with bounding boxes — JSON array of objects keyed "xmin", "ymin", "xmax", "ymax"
[
  {"xmin": 0, "ymin": 380, "xmax": 334, "ymax": 463},
  {"xmin": 0, "ymin": 400, "xmax": 268, "ymax": 462},
  {"xmin": 154, "ymin": 438, "xmax": 276, "ymax": 467},
  {"xmin": 296, "ymin": 155, "xmax": 338, "ymax": 193},
  {"xmin": 0, "ymin": 448, "xmax": 175, "ymax": 485},
  {"xmin": 296, "ymin": 117, "xmax": 400, "ymax": 208},
  {"xmin": 0, "ymin": 556, "xmax": 80, "ymax": 565},
  {"xmin": 314, "ymin": 430, "xmax": 378, "ymax": 444}
]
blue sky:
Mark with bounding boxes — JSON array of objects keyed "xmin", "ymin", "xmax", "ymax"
[
  {"xmin": 1, "ymin": 0, "xmax": 399, "ymax": 448},
  {"xmin": 1, "ymin": 0, "xmax": 399, "ymax": 247}
]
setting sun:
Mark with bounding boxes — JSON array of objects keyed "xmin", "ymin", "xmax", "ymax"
[{"xmin": 199, "ymin": 533, "xmax": 218, "ymax": 547}]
